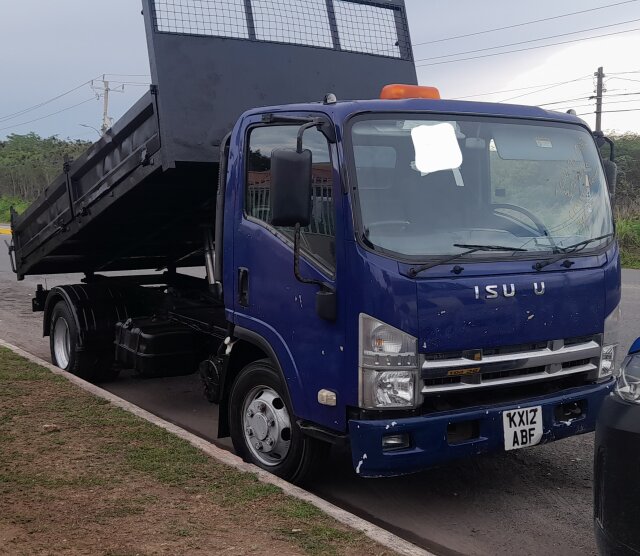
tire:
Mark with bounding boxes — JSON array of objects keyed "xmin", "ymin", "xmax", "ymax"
[
  {"xmin": 229, "ymin": 359, "xmax": 329, "ymax": 485},
  {"xmin": 49, "ymin": 300, "xmax": 118, "ymax": 383}
]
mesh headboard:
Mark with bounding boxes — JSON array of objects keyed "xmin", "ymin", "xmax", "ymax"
[{"xmin": 142, "ymin": 0, "xmax": 417, "ymax": 166}]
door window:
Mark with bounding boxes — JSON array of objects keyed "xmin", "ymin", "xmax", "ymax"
[{"xmin": 246, "ymin": 125, "xmax": 336, "ymax": 271}]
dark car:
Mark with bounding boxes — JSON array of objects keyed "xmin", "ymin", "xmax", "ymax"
[{"xmin": 595, "ymin": 338, "xmax": 640, "ymax": 555}]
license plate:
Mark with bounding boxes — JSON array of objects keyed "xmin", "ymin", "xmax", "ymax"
[{"xmin": 503, "ymin": 405, "xmax": 543, "ymax": 451}]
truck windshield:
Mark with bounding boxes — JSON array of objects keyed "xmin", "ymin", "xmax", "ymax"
[{"xmin": 349, "ymin": 115, "xmax": 614, "ymax": 259}]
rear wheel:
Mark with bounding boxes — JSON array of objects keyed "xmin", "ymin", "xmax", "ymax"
[
  {"xmin": 229, "ymin": 359, "xmax": 328, "ymax": 484},
  {"xmin": 49, "ymin": 300, "xmax": 118, "ymax": 382}
]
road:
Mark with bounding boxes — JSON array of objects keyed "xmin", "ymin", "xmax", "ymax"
[{"xmin": 1, "ymin": 239, "xmax": 638, "ymax": 556}]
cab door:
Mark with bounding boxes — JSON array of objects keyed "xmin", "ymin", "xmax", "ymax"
[{"xmin": 231, "ymin": 115, "xmax": 347, "ymax": 430}]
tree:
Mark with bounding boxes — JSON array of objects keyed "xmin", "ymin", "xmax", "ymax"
[{"xmin": 0, "ymin": 133, "xmax": 91, "ymax": 202}]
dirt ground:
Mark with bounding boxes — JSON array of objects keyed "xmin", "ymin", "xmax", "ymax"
[{"xmin": 0, "ymin": 348, "xmax": 396, "ymax": 556}]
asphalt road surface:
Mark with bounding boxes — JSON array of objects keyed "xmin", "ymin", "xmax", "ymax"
[{"xmin": 2, "ymin": 239, "xmax": 638, "ymax": 556}]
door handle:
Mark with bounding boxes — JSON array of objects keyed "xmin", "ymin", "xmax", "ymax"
[{"xmin": 238, "ymin": 267, "xmax": 249, "ymax": 307}]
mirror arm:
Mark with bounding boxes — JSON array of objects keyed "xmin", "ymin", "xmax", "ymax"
[
  {"xmin": 603, "ymin": 135, "xmax": 615, "ymax": 162},
  {"xmin": 593, "ymin": 131, "xmax": 615, "ymax": 161},
  {"xmin": 293, "ymin": 224, "xmax": 337, "ymax": 322},
  {"xmin": 293, "ymin": 223, "xmax": 332, "ymax": 291},
  {"xmin": 296, "ymin": 121, "xmax": 323, "ymax": 153},
  {"xmin": 262, "ymin": 114, "xmax": 336, "ymax": 146}
]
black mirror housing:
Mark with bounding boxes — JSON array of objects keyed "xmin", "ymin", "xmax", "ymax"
[
  {"xmin": 270, "ymin": 148, "xmax": 313, "ymax": 227},
  {"xmin": 603, "ymin": 159, "xmax": 617, "ymax": 197}
]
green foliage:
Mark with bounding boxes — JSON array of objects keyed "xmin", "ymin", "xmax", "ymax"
[
  {"xmin": 0, "ymin": 196, "xmax": 28, "ymax": 223},
  {"xmin": 617, "ymin": 217, "xmax": 640, "ymax": 269},
  {"xmin": 604, "ymin": 134, "xmax": 640, "ymax": 268},
  {"xmin": 609, "ymin": 133, "xmax": 640, "ymax": 218},
  {"xmin": 0, "ymin": 133, "xmax": 90, "ymax": 203}
]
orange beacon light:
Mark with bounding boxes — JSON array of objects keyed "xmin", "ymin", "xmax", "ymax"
[{"xmin": 380, "ymin": 84, "xmax": 441, "ymax": 100}]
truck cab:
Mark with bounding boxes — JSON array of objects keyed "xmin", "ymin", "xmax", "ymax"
[{"xmin": 220, "ymin": 94, "xmax": 618, "ymax": 478}]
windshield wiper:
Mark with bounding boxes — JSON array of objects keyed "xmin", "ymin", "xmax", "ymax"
[
  {"xmin": 409, "ymin": 243, "xmax": 528, "ymax": 277},
  {"xmin": 532, "ymin": 233, "xmax": 615, "ymax": 271}
]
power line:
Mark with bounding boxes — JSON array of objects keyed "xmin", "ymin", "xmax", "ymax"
[
  {"xmin": 0, "ymin": 77, "xmax": 100, "ymax": 123},
  {"xmin": 416, "ymin": 17, "xmax": 640, "ymax": 62},
  {"xmin": 499, "ymin": 76, "xmax": 592, "ymax": 102},
  {"xmin": 450, "ymin": 76, "xmax": 592, "ymax": 100},
  {"xmin": 603, "ymin": 97, "xmax": 640, "ymax": 104},
  {"xmin": 605, "ymin": 95, "xmax": 640, "ymax": 105},
  {"xmin": 538, "ymin": 96, "xmax": 593, "ymax": 107},
  {"xmin": 103, "ymin": 73, "xmax": 151, "ymax": 78},
  {"xmin": 108, "ymin": 81, "xmax": 151, "ymax": 86},
  {"xmin": 0, "ymin": 73, "xmax": 149, "ymax": 124},
  {"xmin": 412, "ymin": 0, "xmax": 640, "ymax": 46},
  {"xmin": 548, "ymin": 98, "xmax": 640, "ymax": 110},
  {"xmin": 608, "ymin": 76, "xmax": 640, "ymax": 83},
  {"xmin": 548, "ymin": 103, "xmax": 596, "ymax": 111},
  {"xmin": 416, "ymin": 27, "xmax": 640, "ymax": 68},
  {"xmin": 603, "ymin": 90, "xmax": 640, "ymax": 97},
  {"xmin": 577, "ymin": 108, "xmax": 640, "ymax": 115},
  {"xmin": 0, "ymin": 98, "xmax": 96, "ymax": 133}
]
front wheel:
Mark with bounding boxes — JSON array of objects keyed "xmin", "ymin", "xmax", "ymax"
[{"xmin": 229, "ymin": 360, "xmax": 328, "ymax": 484}]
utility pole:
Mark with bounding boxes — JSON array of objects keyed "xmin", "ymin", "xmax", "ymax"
[
  {"xmin": 594, "ymin": 66, "xmax": 605, "ymax": 132},
  {"xmin": 91, "ymin": 76, "xmax": 124, "ymax": 135},
  {"xmin": 101, "ymin": 80, "xmax": 111, "ymax": 134}
]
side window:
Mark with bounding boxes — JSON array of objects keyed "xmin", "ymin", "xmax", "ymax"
[{"xmin": 246, "ymin": 125, "xmax": 336, "ymax": 272}]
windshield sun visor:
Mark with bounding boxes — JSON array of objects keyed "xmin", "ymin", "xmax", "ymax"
[{"xmin": 492, "ymin": 126, "xmax": 584, "ymax": 161}]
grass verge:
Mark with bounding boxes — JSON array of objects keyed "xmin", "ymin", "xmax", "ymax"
[{"xmin": 0, "ymin": 347, "xmax": 396, "ymax": 556}]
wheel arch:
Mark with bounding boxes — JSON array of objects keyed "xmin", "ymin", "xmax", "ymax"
[
  {"xmin": 43, "ymin": 283, "xmax": 133, "ymax": 350},
  {"xmin": 43, "ymin": 287, "xmax": 81, "ymax": 339},
  {"xmin": 218, "ymin": 327, "xmax": 294, "ymax": 438}
]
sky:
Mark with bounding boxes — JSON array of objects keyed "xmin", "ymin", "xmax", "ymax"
[{"xmin": 0, "ymin": 0, "xmax": 639, "ymax": 141}]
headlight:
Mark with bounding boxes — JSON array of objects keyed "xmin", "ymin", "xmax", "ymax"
[
  {"xmin": 600, "ymin": 303, "xmax": 621, "ymax": 378},
  {"xmin": 359, "ymin": 314, "xmax": 420, "ymax": 409},
  {"xmin": 616, "ymin": 353, "xmax": 640, "ymax": 403}
]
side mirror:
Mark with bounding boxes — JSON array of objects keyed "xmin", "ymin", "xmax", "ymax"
[
  {"xmin": 603, "ymin": 159, "xmax": 617, "ymax": 197},
  {"xmin": 270, "ymin": 148, "xmax": 312, "ymax": 227}
]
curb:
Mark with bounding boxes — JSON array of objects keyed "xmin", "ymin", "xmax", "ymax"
[
  {"xmin": 0, "ymin": 339, "xmax": 434, "ymax": 556},
  {"xmin": 0, "ymin": 228, "xmax": 10, "ymax": 236}
]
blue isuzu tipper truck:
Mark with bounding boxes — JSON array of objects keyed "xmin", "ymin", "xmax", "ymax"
[{"xmin": 9, "ymin": 0, "xmax": 620, "ymax": 482}]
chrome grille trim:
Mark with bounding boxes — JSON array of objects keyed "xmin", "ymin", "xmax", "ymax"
[{"xmin": 421, "ymin": 337, "xmax": 601, "ymax": 394}]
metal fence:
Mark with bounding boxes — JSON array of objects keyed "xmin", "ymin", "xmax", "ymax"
[
  {"xmin": 247, "ymin": 183, "xmax": 336, "ymax": 237},
  {"xmin": 152, "ymin": 0, "xmax": 411, "ymax": 60}
]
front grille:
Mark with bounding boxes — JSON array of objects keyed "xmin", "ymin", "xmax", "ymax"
[
  {"xmin": 421, "ymin": 335, "xmax": 602, "ymax": 395},
  {"xmin": 422, "ymin": 373, "xmax": 594, "ymax": 414},
  {"xmin": 424, "ymin": 341, "xmax": 550, "ymax": 362},
  {"xmin": 423, "ymin": 376, "xmax": 460, "ymax": 388}
]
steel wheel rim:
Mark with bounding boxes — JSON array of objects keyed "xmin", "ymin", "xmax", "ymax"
[
  {"xmin": 53, "ymin": 317, "xmax": 71, "ymax": 369},
  {"xmin": 242, "ymin": 385, "xmax": 291, "ymax": 467}
]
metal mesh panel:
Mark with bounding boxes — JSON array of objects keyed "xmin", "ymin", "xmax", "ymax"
[
  {"xmin": 154, "ymin": 0, "xmax": 249, "ymax": 38},
  {"xmin": 334, "ymin": 0, "xmax": 403, "ymax": 58},
  {"xmin": 251, "ymin": 0, "xmax": 333, "ymax": 48},
  {"xmin": 151, "ymin": 0, "xmax": 411, "ymax": 60}
]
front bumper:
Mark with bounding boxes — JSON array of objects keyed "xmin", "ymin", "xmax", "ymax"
[
  {"xmin": 594, "ymin": 394, "xmax": 640, "ymax": 556},
  {"xmin": 349, "ymin": 379, "xmax": 614, "ymax": 478}
]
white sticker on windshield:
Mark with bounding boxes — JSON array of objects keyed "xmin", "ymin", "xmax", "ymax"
[
  {"xmin": 411, "ymin": 123, "xmax": 463, "ymax": 175},
  {"xmin": 536, "ymin": 137, "xmax": 553, "ymax": 148}
]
